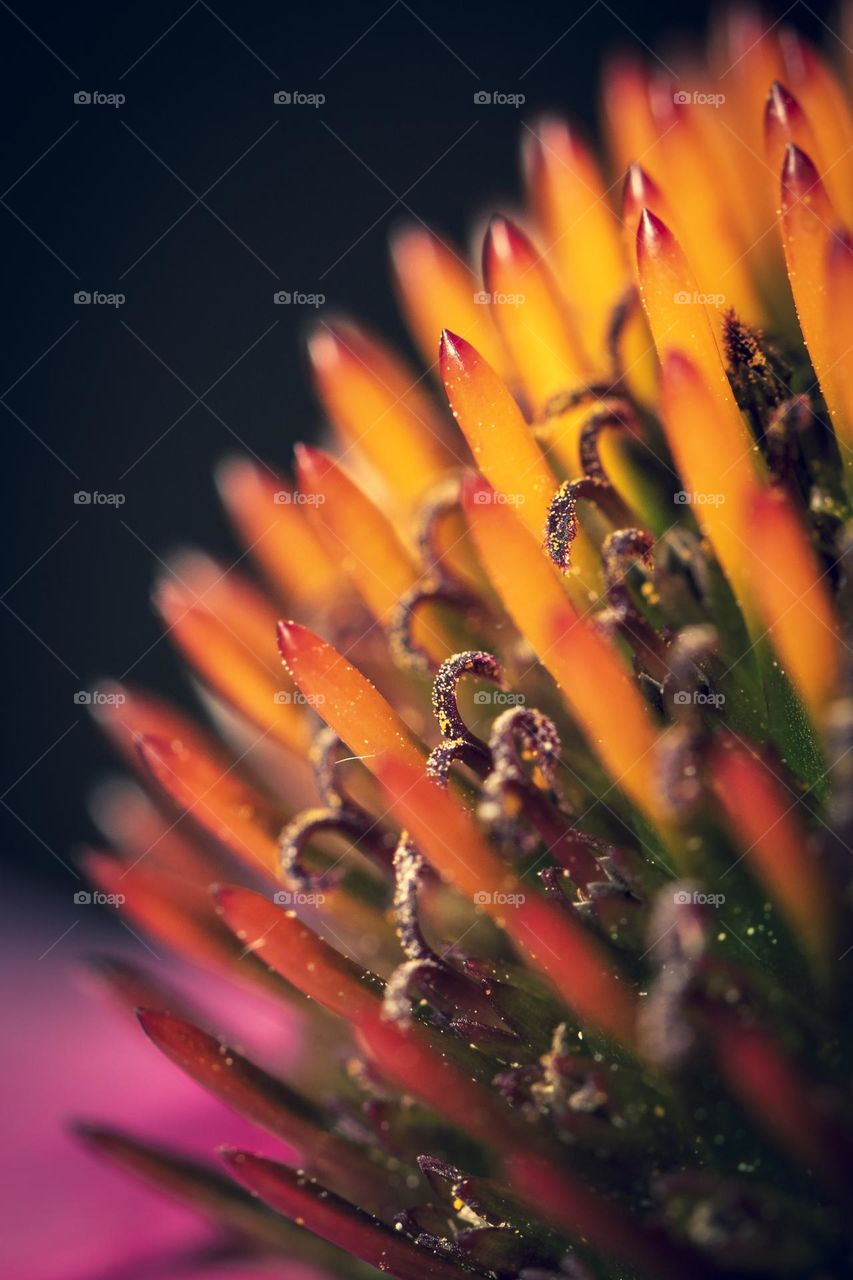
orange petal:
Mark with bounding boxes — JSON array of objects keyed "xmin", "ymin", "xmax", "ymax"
[
  {"xmin": 137, "ymin": 734, "xmax": 281, "ymax": 876},
  {"xmin": 523, "ymin": 118, "xmax": 626, "ymax": 371},
  {"xmin": 714, "ymin": 7, "xmax": 784, "ymax": 237},
  {"xmin": 764, "ymin": 81, "xmax": 823, "ymax": 193},
  {"xmin": 826, "ymin": 229, "xmax": 853, "ymax": 469},
  {"xmin": 296, "ymin": 444, "xmax": 419, "ymax": 622},
  {"xmin": 307, "ymin": 318, "xmax": 458, "ymax": 507},
  {"xmin": 357, "ymin": 1011, "xmax": 532, "ymax": 1151},
  {"xmin": 780, "ymin": 145, "xmax": 849, "ymax": 446},
  {"xmin": 390, "ymin": 224, "xmax": 508, "ymax": 378},
  {"xmin": 92, "ymin": 681, "xmax": 250, "ymax": 774},
  {"xmin": 276, "ymin": 621, "xmax": 426, "ymax": 775},
  {"xmin": 481, "ymin": 214, "xmax": 590, "ymax": 411},
  {"xmin": 155, "ymin": 581, "xmax": 311, "ymax": 756},
  {"xmin": 742, "ymin": 487, "xmax": 839, "ymax": 721},
  {"xmin": 216, "ymin": 458, "xmax": 340, "ymax": 610},
  {"xmin": 643, "ymin": 90, "xmax": 761, "ymax": 325},
  {"xmin": 711, "ymin": 741, "xmax": 833, "ymax": 970},
  {"xmin": 82, "ymin": 849, "xmax": 239, "ymax": 974},
  {"xmin": 636, "ymin": 209, "xmax": 753, "ymax": 459},
  {"xmin": 622, "ymin": 163, "xmax": 673, "ymax": 278},
  {"xmin": 214, "ymin": 885, "xmax": 381, "ymax": 1019},
  {"xmin": 462, "ymin": 475, "xmax": 666, "ymax": 827},
  {"xmin": 376, "ymin": 756, "xmax": 637, "ymax": 1047},
  {"xmin": 601, "ymin": 55, "xmax": 660, "ymax": 181},
  {"xmin": 90, "ymin": 778, "xmax": 219, "ymax": 883},
  {"xmin": 780, "ymin": 29, "xmax": 853, "ymax": 228},
  {"xmin": 440, "ymin": 330, "xmax": 557, "ymax": 539},
  {"xmin": 658, "ymin": 349, "xmax": 760, "ymax": 612}
]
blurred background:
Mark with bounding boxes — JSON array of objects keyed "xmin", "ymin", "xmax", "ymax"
[{"xmin": 0, "ymin": 0, "xmax": 829, "ymax": 906}]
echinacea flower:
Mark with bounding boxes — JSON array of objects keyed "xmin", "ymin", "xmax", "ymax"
[{"xmin": 73, "ymin": 10, "xmax": 853, "ymax": 1279}]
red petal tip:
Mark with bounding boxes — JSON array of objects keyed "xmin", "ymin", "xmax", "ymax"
[
  {"xmin": 637, "ymin": 206, "xmax": 670, "ymax": 254},
  {"xmin": 460, "ymin": 471, "xmax": 494, "ymax": 508},
  {"xmin": 623, "ymin": 163, "xmax": 658, "ymax": 213},
  {"xmin": 766, "ymin": 80, "xmax": 799, "ymax": 125},
  {"xmin": 439, "ymin": 327, "xmax": 463, "ymax": 362},
  {"xmin": 293, "ymin": 442, "xmax": 328, "ymax": 483},
  {"xmin": 275, "ymin": 619, "xmax": 301, "ymax": 660},
  {"xmin": 781, "ymin": 143, "xmax": 821, "ymax": 197},
  {"xmin": 660, "ymin": 349, "xmax": 703, "ymax": 396}
]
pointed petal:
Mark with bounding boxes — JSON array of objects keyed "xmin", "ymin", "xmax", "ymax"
[
  {"xmin": 224, "ymin": 1150, "xmax": 464, "ymax": 1280},
  {"xmin": 482, "ymin": 214, "xmax": 590, "ymax": 412},
  {"xmin": 741, "ymin": 487, "xmax": 839, "ymax": 721},
  {"xmin": 295, "ymin": 445, "xmax": 419, "ymax": 624},
  {"xmin": 391, "ymin": 224, "xmax": 507, "ymax": 377},
  {"xmin": 216, "ymin": 457, "xmax": 341, "ymax": 610},
  {"xmin": 440, "ymin": 330, "xmax": 557, "ymax": 539},
  {"xmin": 276, "ymin": 621, "xmax": 426, "ymax": 775},
  {"xmin": 137, "ymin": 734, "xmax": 281, "ymax": 876},
  {"xmin": 462, "ymin": 474, "xmax": 666, "ymax": 827},
  {"xmin": 523, "ymin": 117, "xmax": 627, "ymax": 368},
  {"xmin": 308, "ymin": 318, "xmax": 456, "ymax": 507},
  {"xmin": 376, "ymin": 756, "xmax": 637, "ymax": 1046},
  {"xmin": 711, "ymin": 742, "xmax": 834, "ymax": 970},
  {"xmin": 213, "ymin": 885, "xmax": 382, "ymax": 1018}
]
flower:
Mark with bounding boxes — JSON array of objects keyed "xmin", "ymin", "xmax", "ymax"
[{"xmin": 76, "ymin": 12, "xmax": 853, "ymax": 1279}]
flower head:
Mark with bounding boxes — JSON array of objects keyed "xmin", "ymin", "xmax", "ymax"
[{"xmin": 77, "ymin": 12, "xmax": 853, "ymax": 1280}]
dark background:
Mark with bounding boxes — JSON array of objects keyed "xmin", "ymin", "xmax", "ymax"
[{"xmin": 1, "ymin": 0, "xmax": 828, "ymax": 903}]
